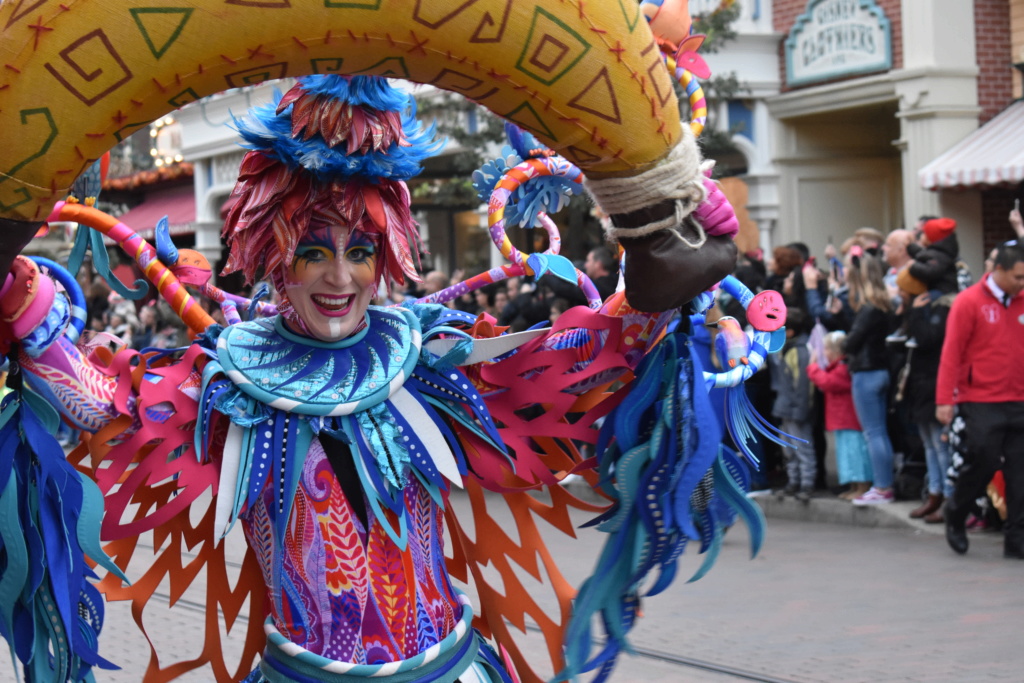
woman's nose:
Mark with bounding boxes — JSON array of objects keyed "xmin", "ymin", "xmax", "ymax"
[{"xmin": 324, "ymin": 257, "xmax": 352, "ymax": 287}]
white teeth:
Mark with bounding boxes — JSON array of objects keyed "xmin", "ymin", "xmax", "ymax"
[{"xmin": 312, "ymin": 294, "xmax": 352, "ymax": 306}]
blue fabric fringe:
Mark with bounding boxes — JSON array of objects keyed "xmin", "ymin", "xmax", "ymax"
[
  {"xmin": 724, "ymin": 382, "xmax": 806, "ymax": 463},
  {"xmin": 559, "ymin": 328, "xmax": 765, "ymax": 682},
  {"xmin": 0, "ymin": 364, "xmax": 127, "ymax": 682}
]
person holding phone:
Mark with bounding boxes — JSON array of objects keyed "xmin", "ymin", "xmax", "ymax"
[{"xmin": 843, "ymin": 249, "xmax": 900, "ymax": 505}]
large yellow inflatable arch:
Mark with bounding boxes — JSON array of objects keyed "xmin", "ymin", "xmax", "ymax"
[{"xmin": 0, "ymin": 0, "xmax": 683, "ymax": 224}]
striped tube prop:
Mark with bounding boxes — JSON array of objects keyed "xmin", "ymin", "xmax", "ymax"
[
  {"xmin": 486, "ymin": 157, "xmax": 584, "ymax": 271},
  {"xmin": 667, "ymin": 56, "xmax": 707, "ymax": 138},
  {"xmin": 48, "ymin": 201, "xmax": 215, "ymax": 334},
  {"xmin": 29, "ymin": 256, "xmax": 87, "ymax": 344}
]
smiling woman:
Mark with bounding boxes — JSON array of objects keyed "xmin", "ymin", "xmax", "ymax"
[
  {"xmin": 282, "ymin": 225, "xmax": 380, "ymax": 342},
  {"xmin": 221, "ymin": 75, "xmax": 433, "ymax": 346}
]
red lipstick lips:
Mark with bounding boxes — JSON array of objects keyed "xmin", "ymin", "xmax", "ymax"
[{"xmin": 311, "ymin": 293, "xmax": 354, "ymax": 317}]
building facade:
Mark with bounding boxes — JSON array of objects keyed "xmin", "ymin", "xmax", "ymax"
[{"xmin": 766, "ymin": 0, "xmax": 1020, "ymax": 271}]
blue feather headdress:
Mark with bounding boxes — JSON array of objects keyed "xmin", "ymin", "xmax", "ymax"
[{"xmin": 231, "ymin": 75, "xmax": 442, "ymax": 183}]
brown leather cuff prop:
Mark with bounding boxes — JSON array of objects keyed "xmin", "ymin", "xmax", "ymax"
[
  {"xmin": 611, "ymin": 200, "xmax": 736, "ymax": 312},
  {"xmin": 0, "ymin": 217, "xmax": 46, "ymax": 282}
]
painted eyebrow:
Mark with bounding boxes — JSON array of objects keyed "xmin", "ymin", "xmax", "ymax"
[
  {"xmin": 346, "ymin": 229, "xmax": 380, "ymax": 251},
  {"xmin": 298, "ymin": 227, "xmax": 337, "ymax": 253}
]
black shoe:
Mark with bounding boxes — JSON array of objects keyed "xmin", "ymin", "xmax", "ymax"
[
  {"xmin": 945, "ymin": 503, "xmax": 968, "ymax": 555},
  {"xmin": 1005, "ymin": 542, "xmax": 1024, "ymax": 559}
]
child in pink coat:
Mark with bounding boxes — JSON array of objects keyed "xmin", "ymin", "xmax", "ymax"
[{"xmin": 807, "ymin": 331, "xmax": 873, "ymax": 499}]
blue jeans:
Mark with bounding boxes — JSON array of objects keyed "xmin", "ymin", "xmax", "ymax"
[
  {"xmin": 851, "ymin": 369, "xmax": 894, "ymax": 489},
  {"xmin": 917, "ymin": 419, "xmax": 953, "ymax": 497}
]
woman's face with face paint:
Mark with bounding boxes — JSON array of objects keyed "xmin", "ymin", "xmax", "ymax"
[{"xmin": 282, "ymin": 223, "xmax": 379, "ymax": 342}]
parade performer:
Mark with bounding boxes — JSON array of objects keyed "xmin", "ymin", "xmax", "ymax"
[{"xmin": 0, "ymin": 11, "xmax": 785, "ymax": 683}]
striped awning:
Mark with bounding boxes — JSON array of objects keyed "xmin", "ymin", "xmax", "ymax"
[{"xmin": 919, "ymin": 100, "xmax": 1024, "ymax": 190}]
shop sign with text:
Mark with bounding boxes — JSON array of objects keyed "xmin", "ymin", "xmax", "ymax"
[{"xmin": 785, "ymin": 0, "xmax": 892, "ymax": 87}]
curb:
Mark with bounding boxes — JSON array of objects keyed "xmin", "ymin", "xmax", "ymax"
[
  {"xmin": 564, "ymin": 479, "xmax": 945, "ymax": 536},
  {"xmin": 749, "ymin": 493, "xmax": 944, "ymax": 534}
]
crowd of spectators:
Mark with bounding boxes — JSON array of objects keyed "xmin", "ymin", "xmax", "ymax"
[
  {"xmin": 726, "ymin": 207, "xmax": 1024, "ymax": 559},
  {"xmin": 328, "ymin": 217, "xmax": 1023, "ymax": 552},
  {"xmin": 385, "ymin": 246, "xmax": 622, "ymax": 335}
]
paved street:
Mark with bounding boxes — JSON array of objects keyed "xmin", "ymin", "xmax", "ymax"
[{"xmin": 1, "ymin": 490, "xmax": 1022, "ymax": 682}]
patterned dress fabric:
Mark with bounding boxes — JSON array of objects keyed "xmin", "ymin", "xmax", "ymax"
[{"xmin": 243, "ymin": 438, "xmax": 460, "ymax": 663}]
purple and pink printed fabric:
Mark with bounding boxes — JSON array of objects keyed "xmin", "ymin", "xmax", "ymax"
[{"xmin": 242, "ymin": 437, "xmax": 460, "ymax": 663}]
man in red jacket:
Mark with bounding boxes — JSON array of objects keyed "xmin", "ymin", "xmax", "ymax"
[{"xmin": 936, "ymin": 242, "xmax": 1024, "ymax": 557}]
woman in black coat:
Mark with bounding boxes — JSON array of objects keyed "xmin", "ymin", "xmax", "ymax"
[{"xmin": 843, "ymin": 250, "xmax": 898, "ymax": 505}]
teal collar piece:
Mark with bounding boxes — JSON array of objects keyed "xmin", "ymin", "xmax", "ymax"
[{"xmin": 217, "ymin": 307, "xmax": 421, "ymax": 416}]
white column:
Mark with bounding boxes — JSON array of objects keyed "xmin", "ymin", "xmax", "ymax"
[
  {"xmin": 894, "ymin": 0, "xmax": 980, "ymax": 229},
  {"xmin": 744, "ymin": 99, "xmax": 780, "ymax": 254},
  {"xmin": 744, "ymin": 173, "xmax": 779, "ymax": 254},
  {"xmin": 191, "ymin": 158, "xmax": 223, "ymax": 278}
]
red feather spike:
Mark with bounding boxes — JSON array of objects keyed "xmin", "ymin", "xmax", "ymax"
[
  {"xmin": 237, "ymin": 151, "xmax": 275, "ymax": 180},
  {"xmin": 387, "ymin": 231, "xmax": 414, "ymax": 284},
  {"xmin": 314, "ymin": 95, "xmax": 334, "ymax": 140},
  {"xmin": 362, "ymin": 185, "xmax": 387, "ymax": 232},
  {"xmin": 237, "ymin": 167, "xmax": 291, "ymax": 230},
  {"xmin": 290, "ymin": 94, "xmax": 316, "ymax": 139},
  {"xmin": 342, "ymin": 104, "xmax": 356, "ymax": 141},
  {"xmin": 306, "ymin": 95, "xmax": 327, "ymax": 141},
  {"xmin": 276, "ymin": 84, "xmax": 306, "ymax": 115},
  {"xmin": 321, "ymin": 100, "xmax": 343, "ymax": 147},
  {"xmin": 280, "ymin": 186, "xmax": 304, "ymax": 225},
  {"xmin": 384, "ymin": 111, "xmax": 403, "ymax": 147},
  {"xmin": 271, "ymin": 163, "xmax": 297, "ymax": 194},
  {"xmin": 349, "ymin": 110, "xmax": 367, "ymax": 155},
  {"xmin": 368, "ymin": 117, "xmax": 385, "ymax": 153},
  {"xmin": 340, "ymin": 183, "xmax": 365, "ymax": 229},
  {"xmin": 331, "ymin": 104, "xmax": 354, "ymax": 149},
  {"xmin": 270, "ymin": 215, "xmax": 295, "ymax": 273}
]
